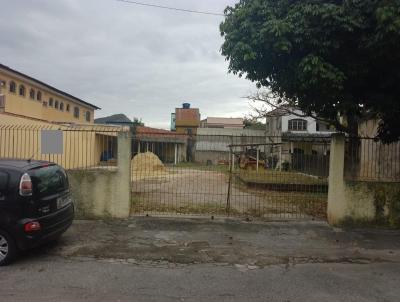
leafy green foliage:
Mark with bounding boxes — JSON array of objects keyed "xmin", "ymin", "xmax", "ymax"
[
  {"xmin": 243, "ymin": 118, "xmax": 265, "ymax": 130},
  {"xmin": 220, "ymin": 0, "xmax": 400, "ymax": 142}
]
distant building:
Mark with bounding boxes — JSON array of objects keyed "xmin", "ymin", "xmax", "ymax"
[
  {"xmin": 135, "ymin": 126, "xmax": 186, "ymax": 164},
  {"xmin": 170, "ymin": 113, "xmax": 176, "ymax": 131},
  {"xmin": 173, "ymin": 103, "xmax": 200, "ymax": 135},
  {"xmin": 264, "ymin": 105, "xmax": 335, "ymax": 175},
  {"xmin": 200, "ymin": 117, "xmax": 244, "ymax": 129},
  {"xmin": 265, "ymin": 105, "xmax": 332, "ymax": 136},
  {"xmin": 0, "ymin": 63, "xmax": 99, "ymax": 124}
]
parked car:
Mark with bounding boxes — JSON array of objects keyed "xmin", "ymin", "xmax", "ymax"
[{"xmin": 0, "ymin": 160, "xmax": 74, "ymax": 265}]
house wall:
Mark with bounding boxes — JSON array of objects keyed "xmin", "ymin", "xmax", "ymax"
[
  {"xmin": 0, "ymin": 70, "xmax": 95, "ymax": 124},
  {"xmin": 266, "ymin": 109, "xmax": 333, "ymax": 135},
  {"xmin": 281, "ymin": 110, "xmax": 318, "ymax": 133}
]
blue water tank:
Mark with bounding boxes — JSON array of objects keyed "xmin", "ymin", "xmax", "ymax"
[{"xmin": 182, "ymin": 103, "xmax": 191, "ymax": 109}]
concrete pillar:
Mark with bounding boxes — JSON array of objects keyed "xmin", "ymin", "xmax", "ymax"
[
  {"xmin": 327, "ymin": 133, "xmax": 346, "ymax": 225},
  {"xmin": 112, "ymin": 131, "xmax": 131, "ymax": 218}
]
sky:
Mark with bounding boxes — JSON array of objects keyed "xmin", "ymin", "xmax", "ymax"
[{"xmin": 0, "ymin": 0, "xmax": 257, "ymax": 129}]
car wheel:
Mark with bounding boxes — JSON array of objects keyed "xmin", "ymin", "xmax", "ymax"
[{"xmin": 0, "ymin": 230, "xmax": 17, "ymax": 266}]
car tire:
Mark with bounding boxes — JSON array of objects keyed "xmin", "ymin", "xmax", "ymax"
[{"xmin": 0, "ymin": 229, "xmax": 17, "ymax": 266}]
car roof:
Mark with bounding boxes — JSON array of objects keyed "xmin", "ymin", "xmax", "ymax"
[{"xmin": 0, "ymin": 159, "xmax": 55, "ymax": 171}]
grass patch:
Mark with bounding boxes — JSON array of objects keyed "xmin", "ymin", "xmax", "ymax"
[
  {"xmin": 237, "ymin": 170, "xmax": 327, "ymax": 185},
  {"xmin": 131, "ymin": 197, "xmax": 237, "ymax": 216},
  {"xmin": 130, "ymin": 193, "xmax": 327, "ymax": 219}
]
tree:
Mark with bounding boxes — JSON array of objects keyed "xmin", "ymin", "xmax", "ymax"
[
  {"xmin": 220, "ymin": 0, "xmax": 400, "ymax": 142},
  {"xmin": 243, "ymin": 117, "xmax": 265, "ymax": 130},
  {"xmin": 132, "ymin": 117, "xmax": 144, "ymax": 127}
]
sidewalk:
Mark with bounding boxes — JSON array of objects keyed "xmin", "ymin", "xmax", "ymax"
[{"xmin": 42, "ymin": 217, "xmax": 400, "ymax": 268}]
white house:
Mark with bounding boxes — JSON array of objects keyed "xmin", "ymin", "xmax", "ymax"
[{"xmin": 264, "ymin": 106, "xmax": 334, "ymax": 174}]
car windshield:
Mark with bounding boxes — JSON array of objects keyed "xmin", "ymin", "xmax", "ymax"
[{"xmin": 29, "ymin": 165, "xmax": 69, "ymax": 197}]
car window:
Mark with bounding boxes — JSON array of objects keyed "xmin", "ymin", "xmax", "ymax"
[{"xmin": 29, "ymin": 165, "xmax": 69, "ymax": 197}]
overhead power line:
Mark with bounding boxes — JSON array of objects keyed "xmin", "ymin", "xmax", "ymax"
[{"xmin": 116, "ymin": 0, "xmax": 226, "ymax": 17}]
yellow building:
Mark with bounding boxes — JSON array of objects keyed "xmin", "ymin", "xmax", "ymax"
[
  {"xmin": 0, "ymin": 64, "xmax": 99, "ymax": 124},
  {"xmin": 0, "ymin": 64, "xmax": 130, "ymax": 170}
]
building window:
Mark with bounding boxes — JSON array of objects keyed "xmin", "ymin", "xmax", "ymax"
[
  {"xmin": 37, "ymin": 91, "xmax": 42, "ymax": 101},
  {"xmin": 66, "ymin": 104, "xmax": 70, "ymax": 112},
  {"xmin": 29, "ymin": 88, "xmax": 35, "ymax": 99},
  {"xmin": 60, "ymin": 102, "xmax": 64, "ymax": 111},
  {"xmin": 73, "ymin": 106, "xmax": 80, "ymax": 118},
  {"xmin": 55, "ymin": 100, "xmax": 59, "ymax": 109},
  {"xmin": 85, "ymin": 111, "xmax": 91, "ymax": 122},
  {"xmin": 288, "ymin": 119, "xmax": 307, "ymax": 131},
  {"xmin": 9, "ymin": 81, "xmax": 16, "ymax": 93},
  {"xmin": 19, "ymin": 85, "xmax": 26, "ymax": 97},
  {"xmin": 49, "ymin": 98, "xmax": 54, "ymax": 107}
]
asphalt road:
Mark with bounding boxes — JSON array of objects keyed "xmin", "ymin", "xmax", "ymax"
[
  {"xmin": 1, "ymin": 218, "xmax": 400, "ymax": 301},
  {"xmin": 1, "ymin": 256, "xmax": 399, "ymax": 302}
]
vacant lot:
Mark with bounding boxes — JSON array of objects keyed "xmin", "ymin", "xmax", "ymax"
[{"xmin": 131, "ymin": 167, "xmax": 327, "ymax": 218}]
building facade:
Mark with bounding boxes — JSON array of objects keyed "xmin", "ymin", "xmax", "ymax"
[
  {"xmin": 0, "ymin": 64, "xmax": 99, "ymax": 124},
  {"xmin": 173, "ymin": 103, "xmax": 200, "ymax": 135}
]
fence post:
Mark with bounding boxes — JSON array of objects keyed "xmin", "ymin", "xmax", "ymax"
[
  {"xmin": 327, "ymin": 133, "xmax": 346, "ymax": 225},
  {"xmin": 174, "ymin": 143, "xmax": 178, "ymax": 165},
  {"xmin": 111, "ymin": 131, "xmax": 132, "ymax": 218}
]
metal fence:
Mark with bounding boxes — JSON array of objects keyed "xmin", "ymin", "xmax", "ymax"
[
  {"xmin": 345, "ymin": 137, "xmax": 400, "ymax": 182},
  {"xmin": 0, "ymin": 124, "xmax": 120, "ymax": 170},
  {"xmin": 131, "ymin": 133, "xmax": 330, "ymax": 219}
]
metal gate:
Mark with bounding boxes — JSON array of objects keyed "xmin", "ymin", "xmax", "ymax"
[{"xmin": 130, "ymin": 133, "xmax": 329, "ymax": 220}]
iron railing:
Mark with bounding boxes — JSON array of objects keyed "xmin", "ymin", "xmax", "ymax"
[
  {"xmin": 130, "ymin": 133, "xmax": 330, "ymax": 219},
  {"xmin": 0, "ymin": 124, "xmax": 120, "ymax": 170},
  {"xmin": 345, "ymin": 137, "xmax": 400, "ymax": 182}
]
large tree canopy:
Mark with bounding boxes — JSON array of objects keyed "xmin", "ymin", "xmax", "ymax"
[{"xmin": 220, "ymin": 0, "xmax": 400, "ymax": 142}]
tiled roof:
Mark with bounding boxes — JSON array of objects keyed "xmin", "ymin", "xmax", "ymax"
[{"xmin": 136, "ymin": 126, "xmax": 187, "ymax": 143}]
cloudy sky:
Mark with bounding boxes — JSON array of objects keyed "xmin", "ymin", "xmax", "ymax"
[{"xmin": 0, "ymin": 0, "xmax": 257, "ymax": 129}]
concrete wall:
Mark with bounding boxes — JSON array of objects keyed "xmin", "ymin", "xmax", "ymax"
[
  {"xmin": 68, "ymin": 132, "xmax": 131, "ymax": 219},
  {"xmin": 328, "ymin": 134, "xmax": 400, "ymax": 227},
  {"xmin": 197, "ymin": 128, "xmax": 265, "ymax": 136}
]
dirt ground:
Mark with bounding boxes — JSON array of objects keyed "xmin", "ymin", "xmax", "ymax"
[{"xmin": 131, "ymin": 168, "xmax": 327, "ymax": 218}]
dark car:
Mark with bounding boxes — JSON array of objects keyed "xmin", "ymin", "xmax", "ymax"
[{"xmin": 0, "ymin": 159, "xmax": 74, "ymax": 265}]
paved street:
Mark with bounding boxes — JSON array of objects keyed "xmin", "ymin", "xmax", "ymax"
[{"xmin": 1, "ymin": 217, "xmax": 400, "ymax": 301}]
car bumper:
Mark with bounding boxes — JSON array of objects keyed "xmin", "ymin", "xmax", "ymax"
[{"xmin": 15, "ymin": 203, "xmax": 74, "ymax": 251}]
